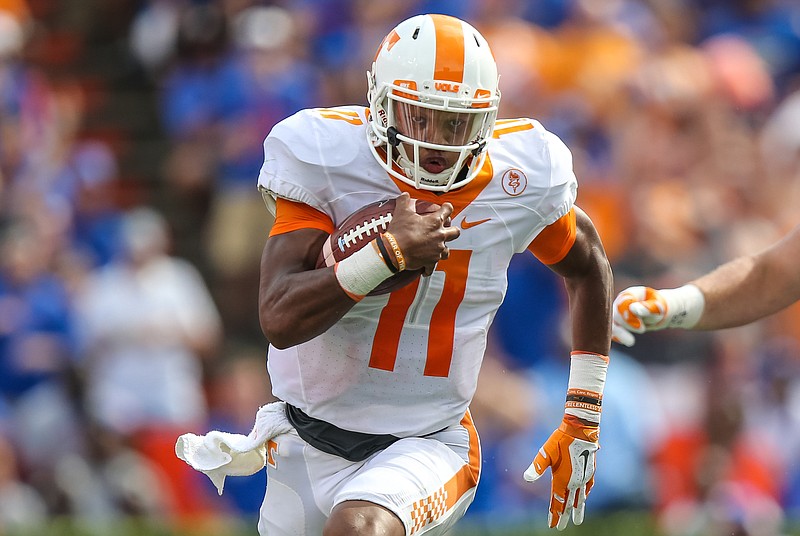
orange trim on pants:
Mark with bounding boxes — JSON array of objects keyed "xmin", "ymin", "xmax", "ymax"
[{"xmin": 408, "ymin": 411, "xmax": 481, "ymax": 534}]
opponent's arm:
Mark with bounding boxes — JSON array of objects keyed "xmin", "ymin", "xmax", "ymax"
[
  {"xmin": 613, "ymin": 225, "xmax": 800, "ymax": 345},
  {"xmin": 693, "ymin": 224, "xmax": 800, "ymax": 329},
  {"xmin": 523, "ymin": 207, "xmax": 613, "ymax": 531}
]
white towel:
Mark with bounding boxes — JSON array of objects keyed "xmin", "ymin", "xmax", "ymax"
[{"xmin": 175, "ymin": 401, "xmax": 292, "ymax": 495}]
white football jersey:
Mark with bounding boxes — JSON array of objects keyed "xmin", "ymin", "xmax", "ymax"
[{"xmin": 258, "ymin": 106, "xmax": 577, "ymax": 437}]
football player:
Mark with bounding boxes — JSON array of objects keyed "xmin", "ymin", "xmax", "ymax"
[
  {"xmin": 255, "ymin": 14, "xmax": 613, "ymax": 535},
  {"xmin": 613, "ymin": 225, "xmax": 800, "ymax": 345}
]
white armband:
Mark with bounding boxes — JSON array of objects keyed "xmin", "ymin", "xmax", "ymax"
[
  {"xmin": 334, "ymin": 240, "xmax": 394, "ymax": 299},
  {"xmin": 660, "ymin": 284, "xmax": 705, "ymax": 329},
  {"xmin": 564, "ymin": 352, "xmax": 609, "ymax": 424}
]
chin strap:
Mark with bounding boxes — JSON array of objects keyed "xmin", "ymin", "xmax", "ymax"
[
  {"xmin": 452, "ymin": 159, "xmax": 470, "ymax": 185},
  {"xmin": 374, "ymin": 130, "xmax": 481, "ymax": 191},
  {"xmin": 387, "ymin": 126, "xmax": 401, "ymax": 147}
]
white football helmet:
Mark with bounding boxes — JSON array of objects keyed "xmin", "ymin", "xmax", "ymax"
[{"xmin": 367, "ymin": 14, "xmax": 501, "ymax": 192}]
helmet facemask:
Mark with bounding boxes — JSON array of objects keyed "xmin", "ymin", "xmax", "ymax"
[{"xmin": 368, "ymin": 81, "xmax": 498, "ymax": 191}]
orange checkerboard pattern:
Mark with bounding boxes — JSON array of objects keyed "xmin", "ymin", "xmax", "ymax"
[{"xmin": 410, "ymin": 486, "xmax": 448, "ymax": 534}]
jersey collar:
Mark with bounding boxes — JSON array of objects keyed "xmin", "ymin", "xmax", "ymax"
[{"xmin": 376, "ymin": 147, "xmax": 494, "ymax": 218}]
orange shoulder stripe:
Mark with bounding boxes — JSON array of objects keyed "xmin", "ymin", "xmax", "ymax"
[
  {"xmin": 269, "ymin": 198, "xmax": 335, "ymax": 237},
  {"xmin": 527, "ymin": 208, "xmax": 577, "ymax": 265}
]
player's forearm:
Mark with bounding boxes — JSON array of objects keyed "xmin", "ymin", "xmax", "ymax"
[
  {"xmin": 259, "ymin": 267, "xmax": 357, "ymax": 348},
  {"xmin": 259, "ymin": 230, "xmax": 359, "ymax": 349},
  {"xmin": 555, "ymin": 208, "xmax": 613, "ymax": 354},
  {"xmin": 564, "ymin": 259, "xmax": 613, "ymax": 355}
]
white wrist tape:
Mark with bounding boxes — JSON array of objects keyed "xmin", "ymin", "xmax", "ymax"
[
  {"xmin": 660, "ymin": 284, "xmax": 705, "ymax": 329},
  {"xmin": 565, "ymin": 352, "xmax": 608, "ymax": 424},
  {"xmin": 334, "ymin": 240, "xmax": 394, "ymax": 298}
]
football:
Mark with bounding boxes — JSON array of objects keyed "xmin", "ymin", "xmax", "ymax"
[{"xmin": 317, "ymin": 197, "xmax": 439, "ymax": 295}]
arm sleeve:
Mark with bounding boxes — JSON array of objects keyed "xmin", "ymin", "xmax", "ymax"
[
  {"xmin": 527, "ymin": 207, "xmax": 577, "ymax": 264},
  {"xmin": 269, "ymin": 198, "xmax": 335, "ymax": 237}
]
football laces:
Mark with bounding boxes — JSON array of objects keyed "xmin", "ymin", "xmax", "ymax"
[{"xmin": 338, "ymin": 214, "xmax": 393, "ymax": 252}]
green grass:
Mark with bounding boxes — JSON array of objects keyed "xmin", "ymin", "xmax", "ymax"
[
  {"xmin": 9, "ymin": 512, "xmax": 659, "ymax": 536},
  {"xmin": 456, "ymin": 511, "xmax": 660, "ymax": 536},
  {"xmin": 7, "ymin": 516, "xmax": 255, "ymax": 536},
  {"xmin": 10, "ymin": 513, "xmax": 800, "ymax": 536}
]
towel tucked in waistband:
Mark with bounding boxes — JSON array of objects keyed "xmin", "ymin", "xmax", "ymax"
[{"xmin": 175, "ymin": 401, "xmax": 292, "ymax": 494}]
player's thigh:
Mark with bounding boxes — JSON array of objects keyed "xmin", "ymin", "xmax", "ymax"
[
  {"xmin": 260, "ymin": 417, "xmax": 480, "ymax": 536},
  {"xmin": 333, "ymin": 426, "xmax": 480, "ymax": 536},
  {"xmin": 258, "ymin": 432, "xmax": 336, "ymax": 536}
]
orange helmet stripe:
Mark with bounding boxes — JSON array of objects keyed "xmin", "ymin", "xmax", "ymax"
[
  {"xmin": 431, "ymin": 14, "xmax": 465, "ymax": 83},
  {"xmin": 374, "ymin": 28, "xmax": 400, "ymax": 62}
]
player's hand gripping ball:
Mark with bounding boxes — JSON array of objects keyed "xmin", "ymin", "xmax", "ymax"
[{"xmin": 316, "ymin": 196, "xmax": 440, "ymax": 295}]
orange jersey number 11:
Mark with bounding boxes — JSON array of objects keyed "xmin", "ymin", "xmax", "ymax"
[{"xmin": 368, "ymin": 250, "xmax": 471, "ymax": 377}]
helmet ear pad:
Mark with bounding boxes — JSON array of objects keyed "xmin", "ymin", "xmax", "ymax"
[{"xmin": 366, "ymin": 14, "xmax": 501, "ymax": 192}]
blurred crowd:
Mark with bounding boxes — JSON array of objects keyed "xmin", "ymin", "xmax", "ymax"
[{"xmin": 1, "ymin": 0, "xmax": 800, "ymax": 535}]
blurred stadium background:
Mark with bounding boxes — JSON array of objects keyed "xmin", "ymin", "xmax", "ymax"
[{"xmin": 2, "ymin": 0, "xmax": 800, "ymax": 535}]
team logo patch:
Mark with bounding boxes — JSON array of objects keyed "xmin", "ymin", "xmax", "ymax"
[{"xmin": 501, "ymin": 168, "xmax": 527, "ymax": 196}]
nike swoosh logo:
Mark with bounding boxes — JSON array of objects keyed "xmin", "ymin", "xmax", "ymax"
[
  {"xmin": 579, "ymin": 450, "xmax": 590, "ymax": 480},
  {"xmin": 460, "ymin": 216, "xmax": 491, "ymax": 229}
]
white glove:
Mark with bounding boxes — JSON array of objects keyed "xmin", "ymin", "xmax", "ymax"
[{"xmin": 612, "ymin": 285, "xmax": 705, "ymax": 347}]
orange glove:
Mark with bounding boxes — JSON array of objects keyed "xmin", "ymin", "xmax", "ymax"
[
  {"xmin": 612, "ymin": 285, "xmax": 705, "ymax": 347},
  {"xmin": 525, "ymin": 352, "xmax": 606, "ymax": 530},
  {"xmin": 524, "ymin": 416, "xmax": 599, "ymax": 530}
]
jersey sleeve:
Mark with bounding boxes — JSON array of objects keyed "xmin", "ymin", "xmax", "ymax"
[
  {"xmin": 537, "ymin": 127, "xmax": 578, "ymax": 226},
  {"xmin": 509, "ymin": 122, "xmax": 578, "ymax": 253},
  {"xmin": 269, "ymin": 198, "xmax": 335, "ymax": 237},
  {"xmin": 527, "ymin": 207, "xmax": 576, "ymax": 264},
  {"xmin": 256, "ymin": 108, "xmax": 366, "ymax": 216},
  {"xmin": 258, "ymin": 133, "xmax": 330, "ymax": 214}
]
